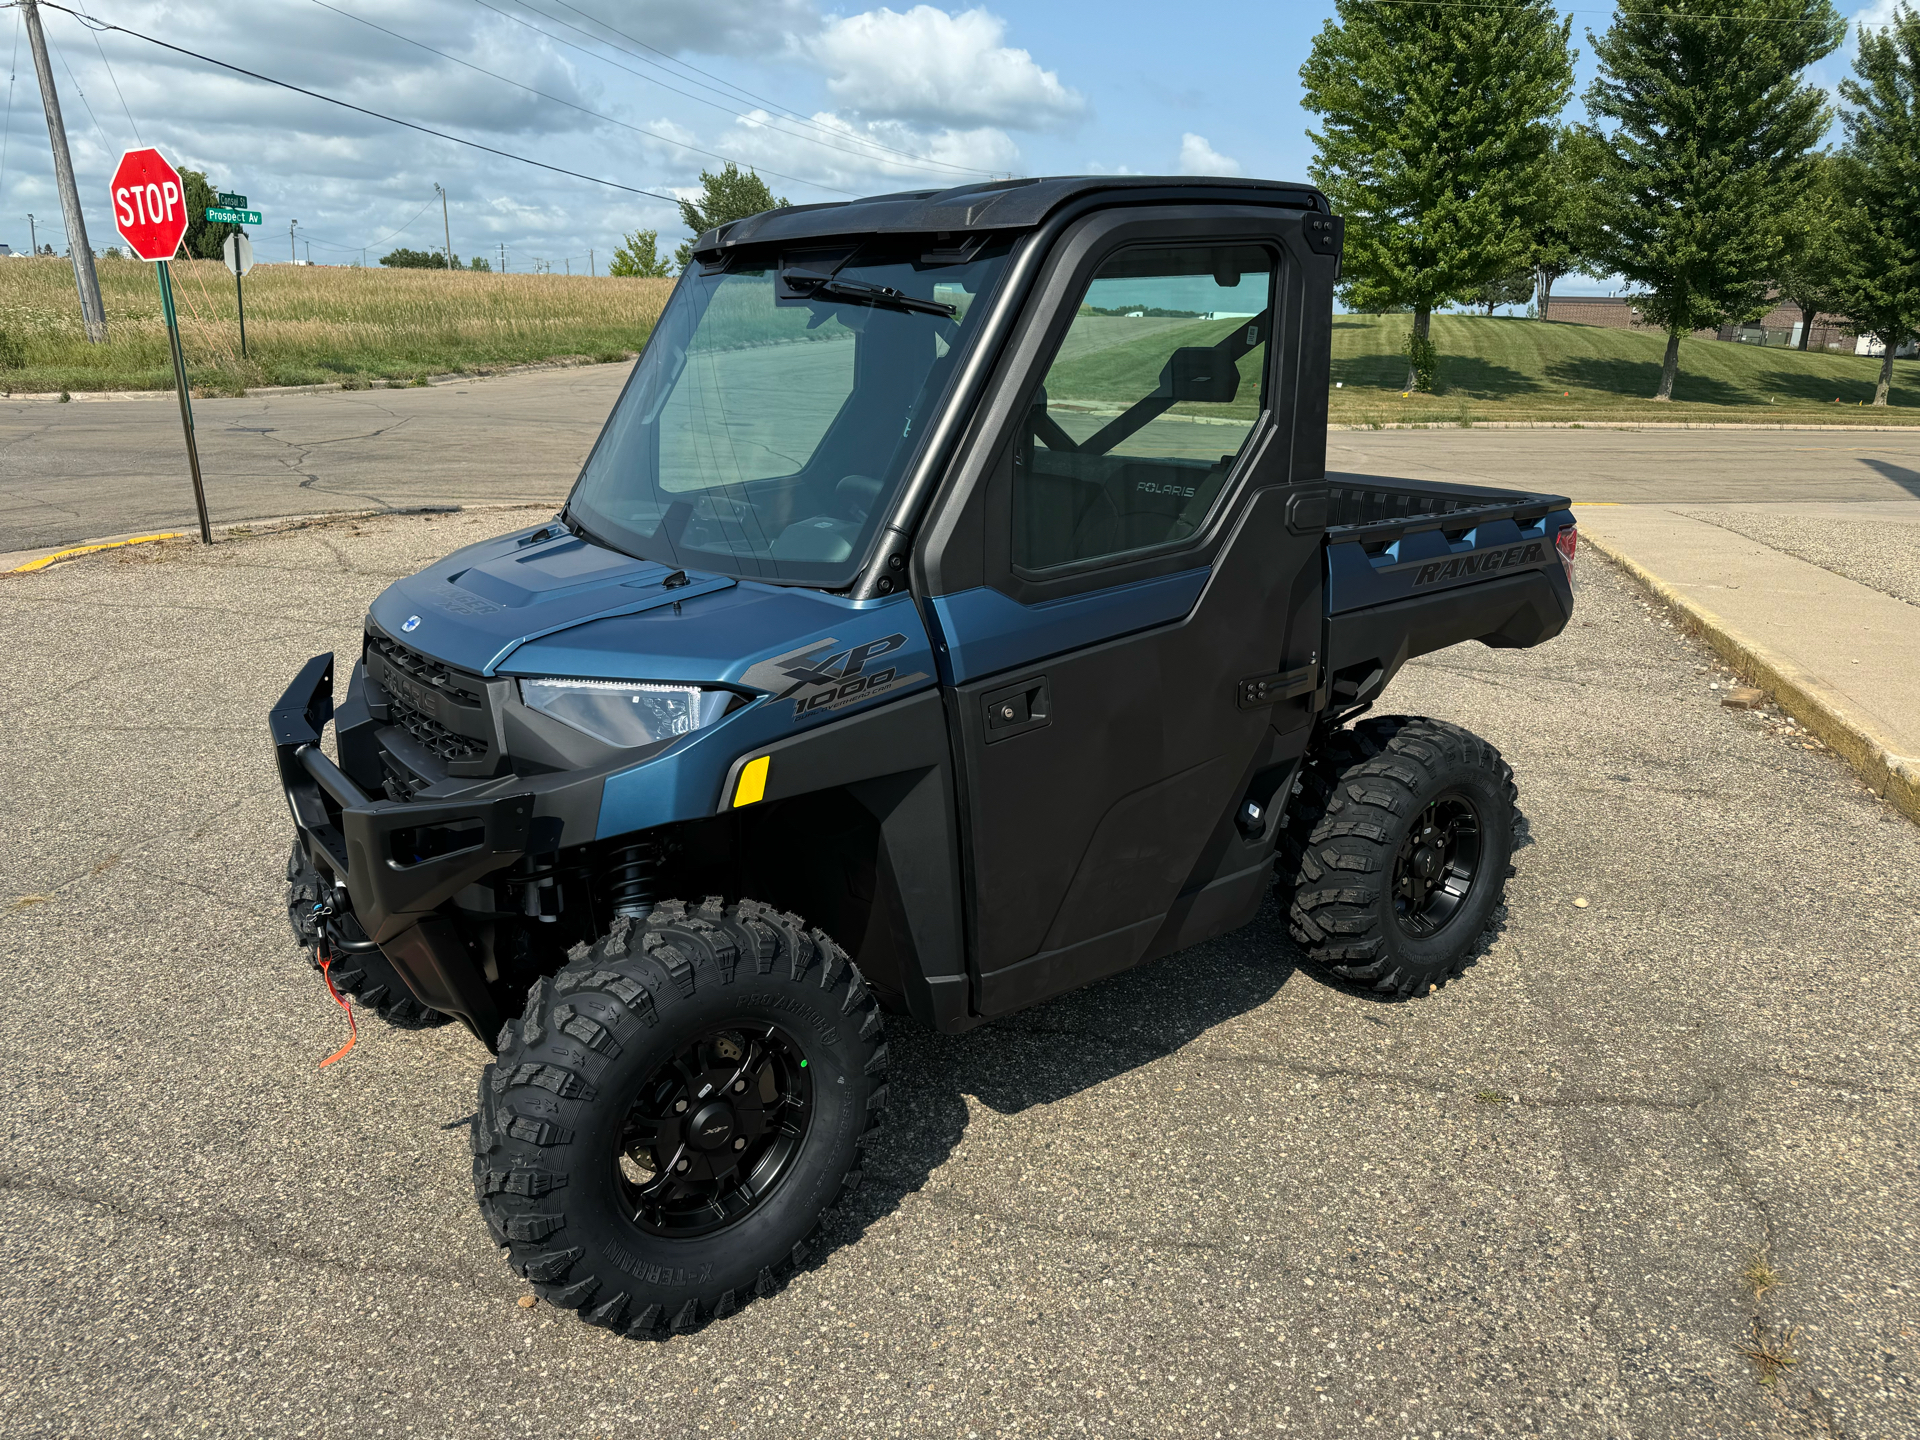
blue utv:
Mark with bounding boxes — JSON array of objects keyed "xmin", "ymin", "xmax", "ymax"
[{"xmin": 272, "ymin": 176, "xmax": 1577, "ymax": 1337}]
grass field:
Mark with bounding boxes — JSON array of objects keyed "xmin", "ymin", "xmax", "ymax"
[
  {"xmin": 1, "ymin": 258, "xmax": 1913, "ymax": 425},
  {"xmin": 1045, "ymin": 310, "xmax": 1916, "ymax": 427},
  {"xmin": 1327, "ymin": 313, "xmax": 1916, "ymax": 426},
  {"xmin": 0, "ymin": 256, "xmax": 674, "ymax": 394}
]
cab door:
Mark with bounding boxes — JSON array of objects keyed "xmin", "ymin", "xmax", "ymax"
[{"xmin": 916, "ymin": 205, "xmax": 1335, "ymax": 1018}]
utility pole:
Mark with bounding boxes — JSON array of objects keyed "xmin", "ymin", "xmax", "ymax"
[
  {"xmin": 22, "ymin": 0, "xmax": 105, "ymax": 341},
  {"xmin": 436, "ymin": 182, "xmax": 452, "ymax": 270},
  {"xmin": 290, "ymin": 219, "xmax": 297, "ymax": 263},
  {"xmin": 498, "ymin": 241, "xmax": 505, "ymax": 273},
  {"xmin": 27, "ymin": 213, "xmax": 36, "ymax": 254},
  {"xmin": 589, "ymin": 248, "xmax": 594, "ymax": 277}
]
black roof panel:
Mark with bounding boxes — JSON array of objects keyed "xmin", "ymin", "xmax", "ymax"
[{"xmin": 690, "ymin": 175, "xmax": 1327, "ymax": 260}]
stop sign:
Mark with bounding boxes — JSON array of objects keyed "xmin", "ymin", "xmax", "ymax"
[{"xmin": 110, "ymin": 148, "xmax": 189, "ymax": 261}]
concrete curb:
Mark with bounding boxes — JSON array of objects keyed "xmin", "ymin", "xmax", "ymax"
[
  {"xmin": 1585, "ymin": 533, "xmax": 1919, "ymax": 822},
  {"xmin": 0, "ymin": 353, "xmax": 638, "ymax": 404},
  {"xmin": 0, "ymin": 501, "xmax": 558, "ymax": 576}
]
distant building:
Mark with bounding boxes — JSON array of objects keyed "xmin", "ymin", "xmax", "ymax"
[{"xmin": 1541, "ymin": 293, "xmax": 1861, "ymax": 352}]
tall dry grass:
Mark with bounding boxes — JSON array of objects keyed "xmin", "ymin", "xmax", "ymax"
[{"xmin": 0, "ymin": 256, "xmax": 675, "ymax": 393}]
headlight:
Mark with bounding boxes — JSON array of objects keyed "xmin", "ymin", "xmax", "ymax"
[{"xmin": 518, "ymin": 678, "xmax": 734, "ymax": 748}]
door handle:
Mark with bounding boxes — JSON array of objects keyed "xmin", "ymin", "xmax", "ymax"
[{"xmin": 982, "ymin": 675, "xmax": 1050, "ymax": 741}]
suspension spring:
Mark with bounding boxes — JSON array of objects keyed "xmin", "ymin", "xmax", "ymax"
[{"xmin": 604, "ymin": 840, "xmax": 661, "ymax": 921}]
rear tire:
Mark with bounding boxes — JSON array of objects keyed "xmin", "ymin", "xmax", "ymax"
[
  {"xmin": 1280, "ymin": 716, "xmax": 1515, "ymax": 996},
  {"xmin": 473, "ymin": 898, "xmax": 885, "ymax": 1337},
  {"xmin": 284, "ymin": 841, "xmax": 449, "ymax": 1028}
]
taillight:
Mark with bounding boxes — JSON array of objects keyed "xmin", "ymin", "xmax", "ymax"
[{"xmin": 1555, "ymin": 525, "xmax": 1578, "ymax": 584}]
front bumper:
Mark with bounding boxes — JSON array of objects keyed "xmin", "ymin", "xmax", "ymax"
[{"xmin": 271, "ymin": 652, "xmax": 533, "ymax": 1037}]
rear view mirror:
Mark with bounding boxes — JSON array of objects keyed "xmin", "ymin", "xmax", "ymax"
[{"xmin": 1161, "ymin": 346, "xmax": 1239, "ymax": 403}]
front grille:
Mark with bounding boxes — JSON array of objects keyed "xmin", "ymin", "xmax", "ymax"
[
  {"xmin": 367, "ymin": 634, "xmax": 484, "ymax": 707},
  {"xmin": 387, "ymin": 688, "xmax": 489, "ymax": 762}
]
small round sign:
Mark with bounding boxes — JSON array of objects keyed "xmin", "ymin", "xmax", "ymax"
[
  {"xmin": 109, "ymin": 148, "xmax": 189, "ymax": 262},
  {"xmin": 222, "ymin": 232, "xmax": 254, "ymax": 277}
]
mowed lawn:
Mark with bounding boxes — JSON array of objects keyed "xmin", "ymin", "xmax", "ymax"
[
  {"xmin": 2, "ymin": 258, "xmax": 1914, "ymax": 426},
  {"xmin": 0, "ymin": 257, "xmax": 675, "ymax": 394},
  {"xmin": 1330, "ymin": 313, "xmax": 1917, "ymax": 426}
]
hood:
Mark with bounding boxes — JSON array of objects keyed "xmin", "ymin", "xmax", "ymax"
[{"xmin": 367, "ymin": 524, "xmax": 934, "ymax": 705}]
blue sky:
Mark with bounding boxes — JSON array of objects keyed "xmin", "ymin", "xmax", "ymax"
[{"xmin": 0, "ymin": 2, "xmax": 1900, "ymax": 287}]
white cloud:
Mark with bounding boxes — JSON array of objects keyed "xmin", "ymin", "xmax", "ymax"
[
  {"xmin": 807, "ymin": 7, "xmax": 1084, "ymax": 130},
  {"xmin": 1177, "ymin": 133, "xmax": 1241, "ymax": 177},
  {"xmin": 721, "ymin": 109, "xmax": 1017, "ymax": 194},
  {"xmin": 1849, "ymin": 0, "xmax": 1905, "ymax": 33}
]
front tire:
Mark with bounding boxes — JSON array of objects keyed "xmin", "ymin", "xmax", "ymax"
[
  {"xmin": 1281, "ymin": 716, "xmax": 1515, "ymax": 996},
  {"xmin": 473, "ymin": 898, "xmax": 885, "ymax": 1337},
  {"xmin": 285, "ymin": 841, "xmax": 448, "ymax": 1028}
]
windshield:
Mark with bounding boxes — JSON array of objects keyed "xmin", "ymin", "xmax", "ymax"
[{"xmin": 568, "ymin": 241, "xmax": 1012, "ymax": 586}]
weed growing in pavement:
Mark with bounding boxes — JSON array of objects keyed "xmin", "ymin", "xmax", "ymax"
[
  {"xmin": 1742, "ymin": 1251, "xmax": 1783, "ymax": 1298},
  {"xmin": 1474, "ymin": 1090, "xmax": 1509, "ymax": 1104},
  {"xmin": 1739, "ymin": 1321, "xmax": 1800, "ymax": 1386}
]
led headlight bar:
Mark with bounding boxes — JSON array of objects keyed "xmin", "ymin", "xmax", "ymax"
[{"xmin": 518, "ymin": 678, "xmax": 733, "ymax": 749}]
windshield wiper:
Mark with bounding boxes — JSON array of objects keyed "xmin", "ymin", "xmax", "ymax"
[{"xmin": 783, "ymin": 269, "xmax": 956, "ymax": 318}]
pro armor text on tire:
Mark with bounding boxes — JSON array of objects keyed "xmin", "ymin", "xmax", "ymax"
[
  {"xmin": 285, "ymin": 841, "xmax": 448, "ymax": 1028},
  {"xmin": 1281, "ymin": 716, "xmax": 1516, "ymax": 996},
  {"xmin": 473, "ymin": 897, "xmax": 886, "ymax": 1337}
]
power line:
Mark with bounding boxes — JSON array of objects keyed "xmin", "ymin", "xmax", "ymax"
[
  {"xmin": 37, "ymin": 2, "xmax": 682, "ymax": 201},
  {"xmin": 296, "ymin": 194, "xmax": 441, "ymax": 258},
  {"xmin": 493, "ymin": 0, "xmax": 997, "ymax": 179},
  {"xmin": 74, "ymin": 1, "xmax": 139, "ymax": 144},
  {"xmin": 311, "ymin": 0, "xmax": 860, "ymax": 195},
  {"xmin": 0, "ymin": 9, "xmax": 18, "ymax": 213}
]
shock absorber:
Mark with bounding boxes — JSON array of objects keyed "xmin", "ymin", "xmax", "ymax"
[{"xmin": 603, "ymin": 840, "xmax": 661, "ymax": 921}]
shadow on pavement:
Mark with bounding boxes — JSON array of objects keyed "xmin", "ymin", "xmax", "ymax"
[{"xmin": 1859, "ymin": 455, "xmax": 1919, "ymax": 496}]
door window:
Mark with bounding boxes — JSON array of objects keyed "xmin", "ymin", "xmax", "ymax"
[{"xmin": 1013, "ymin": 244, "xmax": 1274, "ymax": 572}]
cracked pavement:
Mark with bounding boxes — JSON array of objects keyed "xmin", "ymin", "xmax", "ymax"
[
  {"xmin": 4, "ymin": 366, "xmax": 1915, "ymax": 560},
  {"xmin": 0, "ymin": 510, "xmax": 1915, "ymax": 1437},
  {"xmin": 0, "ymin": 366, "xmax": 622, "ymax": 556}
]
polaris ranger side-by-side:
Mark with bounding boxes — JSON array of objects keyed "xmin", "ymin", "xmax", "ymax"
[{"xmin": 272, "ymin": 176, "xmax": 1576, "ymax": 1337}]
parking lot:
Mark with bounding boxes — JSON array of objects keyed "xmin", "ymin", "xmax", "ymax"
[{"xmin": 0, "ymin": 505, "xmax": 1913, "ymax": 1437}]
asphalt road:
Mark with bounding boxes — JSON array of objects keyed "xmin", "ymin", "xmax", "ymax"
[
  {"xmin": 2, "ymin": 363, "xmax": 1914, "ymax": 556},
  {"xmin": 0, "ymin": 511, "xmax": 1913, "ymax": 1437}
]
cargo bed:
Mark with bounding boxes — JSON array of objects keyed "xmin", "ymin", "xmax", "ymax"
[{"xmin": 1319, "ymin": 478, "xmax": 1577, "ymax": 706}]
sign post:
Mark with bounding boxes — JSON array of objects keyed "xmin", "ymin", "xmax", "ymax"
[
  {"xmin": 210, "ymin": 191, "xmax": 258, "ymax": 358},
  {"xmin": 110, "ymin": 147, "xmax": 210, "ymax": 544},
  {"xmin": 220, "ymin": 230, "xmax": 255, "ymax": 358}
]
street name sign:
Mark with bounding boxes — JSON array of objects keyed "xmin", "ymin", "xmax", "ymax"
[
  {"xmin": 217, "ymin": 191, "xmax": 248, "ymax": 208},
  {"xmin": 205, "ymin": 206, "xmax": 263, "ymax": 226}
]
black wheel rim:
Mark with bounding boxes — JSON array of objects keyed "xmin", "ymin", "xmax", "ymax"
[
  {"xmin": 1391, "ymin": 789, "xmax": 1484, "ymax": 938},
  {"xmin": 615, "ymin": 1021, "xmax": 815, "ymax": 1239}
]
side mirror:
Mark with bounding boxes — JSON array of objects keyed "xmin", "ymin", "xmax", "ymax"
[{"xmin": 1161, "ymin": 346, "xmax": 1239, "ymax": 403}]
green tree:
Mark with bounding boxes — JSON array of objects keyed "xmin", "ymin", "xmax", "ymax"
[
  {"xmin": 1300, "ymin": 0, "xmax": 1574, "ymax": 390},
  {"xmin": 608, "ymin": 228, "xmax": 673, "ymax": 277},
  {"xmin": 1468, "ymin": 269, "xmax": 1536, "ymax": 315},
  {"xmin": 1529, "ymin": 128, "xmax": 1604, "ymax": 318},
  {"xmin": 1773, "ymin": 152, "xmax": 1849, "ymax": 349},
  {"xmin": 1583, "ymin": 0, "xmax": 1845, "ymax": 401},
  {"xmin": 1828, "ymin": 2, "xmax": 1918, "ymax": 404},
  {"xmin": 672, "ymin": 163, "xmax": 788, "ymax": 273},
  {"xmin": 381, "ymin": 247, "xmax": 450, "ymax": 269},
  {"xmin": 468, "ymin": 255, "xmax": 492, "ymax": 272},
  {"xmin": 178, "ymin": 168, "xmax": 226, "ymax": 261}
]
